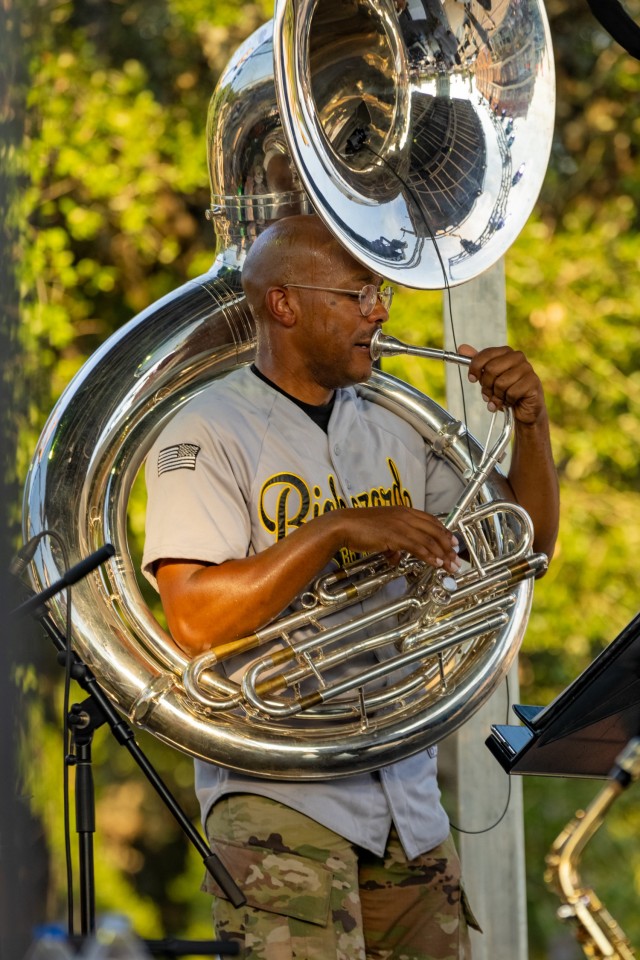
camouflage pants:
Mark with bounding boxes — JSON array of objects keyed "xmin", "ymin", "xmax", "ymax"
[{"xmin": 203, "ymin": 794, "xmax": 480, "ymax": 960}]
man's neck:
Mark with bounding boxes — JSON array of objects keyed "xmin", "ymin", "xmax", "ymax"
[
  {"xmin": 250, "ymin": 365, "xmax": 335, "ymax": 432},
  {"xmin": 253, "ymin": 359, "xmax": 334, "ymax": 406}
]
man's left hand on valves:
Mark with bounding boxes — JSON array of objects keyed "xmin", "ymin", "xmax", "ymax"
[{"xmin": 458, "ymin": 344, "xmax": 547, "ymax": 426}]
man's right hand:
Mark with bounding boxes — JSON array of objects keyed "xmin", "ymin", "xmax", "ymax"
[{"xmin": 335, "ymin": 506, "xmax": 461, "ymax": 574}]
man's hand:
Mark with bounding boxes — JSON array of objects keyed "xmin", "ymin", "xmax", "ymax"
[
  {"xmin": 157, "ymin": 505, "xmax": 461, "ymax": 655},
  {"xmin": 458, "ymin": 344, "xmax": 547, "ymax": 426},
  {"xmin": 337, "ymin": 506, "xmax": 461, "ymax": 575},
  {"xmin": 457, "ymin": 343, "xmax": 559, "ymax": 560}
]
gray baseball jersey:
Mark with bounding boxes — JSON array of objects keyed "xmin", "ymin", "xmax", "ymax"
[{"xmin": 143, "ymin": 365, "xmax": 465, "ymax": 859}]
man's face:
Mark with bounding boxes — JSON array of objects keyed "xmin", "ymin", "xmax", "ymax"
[{"xmin": 291, "ymin": 242, "xmax": 389, "ymax": 392}]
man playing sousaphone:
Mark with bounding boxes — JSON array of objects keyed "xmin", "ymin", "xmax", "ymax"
[{"xmin": 143, "ymin": 213, "xmax": 559, "ymax": 959}]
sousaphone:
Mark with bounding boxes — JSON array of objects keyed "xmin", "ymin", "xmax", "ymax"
[{"xmin": 21, "ymin": 0, "xmax": 555, "ymax": 777}]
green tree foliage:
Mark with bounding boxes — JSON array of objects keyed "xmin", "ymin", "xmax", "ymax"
[
  {"xmin": 512, "ymin": 7, "xmax": 640, "ymax": 951},
  {"xmin": 18, "ymin": 0, "xmax": 272, "ymax": 940},
  {"xmin": 20, "ymin": 0, "xmax": 271, "ymax": 461},
  {"xmin": 15, "ymin": 0, "xmax": 640, "ymax": 954}
]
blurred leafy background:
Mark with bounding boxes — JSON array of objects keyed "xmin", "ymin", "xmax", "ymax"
[{"xmin": 2, "ymin": 0, "xmax": 640, "ymax": 957}]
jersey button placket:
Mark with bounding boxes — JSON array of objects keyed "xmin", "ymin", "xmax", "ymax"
[{"xmin": 330, "ymin": 443, "xmax": 350, "ymax": 501}]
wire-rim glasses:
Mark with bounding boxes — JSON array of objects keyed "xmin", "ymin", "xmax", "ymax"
[{"xmin": 283, "ymin": 283, "xmax": 393, "ymax": 317}]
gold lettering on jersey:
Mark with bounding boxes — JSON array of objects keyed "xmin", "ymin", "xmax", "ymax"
[
  {"xmin": 259, "ymin": 458, "xmax": 412, "ymax": 550},
  {"xmin": 259, "ymin": 472, "xmax": 310, "ymax": 542}
]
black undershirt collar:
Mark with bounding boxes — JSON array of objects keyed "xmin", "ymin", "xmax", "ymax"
[{"xmin": 250, "ymin": 364, "xmax": 335, "ymax": 433}]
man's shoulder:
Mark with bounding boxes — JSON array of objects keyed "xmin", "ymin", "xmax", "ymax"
[
  {"xmin": 168, "ymin": 366, "xmax": 274, "ymax": 429},
  {"xmin": 346, "ymin": 384, "xmax": 426, "ymax": 448}
]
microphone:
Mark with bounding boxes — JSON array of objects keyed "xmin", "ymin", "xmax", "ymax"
[
  {"xmin": 345, "ymin": 126, "xmax": 370, "ymax": 156},
  {"xmin": 9, "ymin": 533, "xmax": 47, "ymax": 577},
  {"xmin": 59, "ymin": 543, "xmax": 116, "ymax": 588},
  {"xmin": 9, "ymin": 544, "xmax": 116, "ymax": 621}
]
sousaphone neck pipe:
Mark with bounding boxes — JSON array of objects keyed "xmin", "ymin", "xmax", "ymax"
[
  {"xmin": 370, "ymin": 329, "xmax": 472, "ymax": 368},
  {"xmin": 369, "ymin": 327, "xmax": 516, "ymax": 534}
]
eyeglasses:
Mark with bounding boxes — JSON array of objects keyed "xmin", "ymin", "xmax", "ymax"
[{"xmin": 283, "ymin": 283, "xmax": 393, "ymax": 317}]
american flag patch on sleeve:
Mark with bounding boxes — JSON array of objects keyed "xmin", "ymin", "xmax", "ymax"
[{"xmin": 157, "ymin": 443, "xmax": 201, "ymax": 476}]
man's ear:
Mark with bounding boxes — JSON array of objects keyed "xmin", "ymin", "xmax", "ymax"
[{"xmin": 265, "ymin": 286, "xmax": 297, "ymax": 328}]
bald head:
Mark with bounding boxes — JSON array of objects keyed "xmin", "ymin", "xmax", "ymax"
[
  {"xmin": 242, "ymin": 214, "xmax": 350, "ymax": 323},
  {"xmin": 242, "ymin": 214, "xmax": 386, "ymax": 401}
]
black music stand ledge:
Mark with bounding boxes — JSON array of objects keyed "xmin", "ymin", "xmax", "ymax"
[{"xmin": 486, "ymin": 611, "xmax": 640, "ymax": 778}]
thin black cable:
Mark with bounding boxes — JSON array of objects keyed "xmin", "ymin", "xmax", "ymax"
[
  {"xmin": 360, "ymin": 140, "xmax": 514, "ymax": 832},
  {"xmin": 449, "ymin": 674, "xmax": 512, "ymax": 835},
  {"xmin": 362, "ymin": 142, "xmax": 473, "ymax": 461}
]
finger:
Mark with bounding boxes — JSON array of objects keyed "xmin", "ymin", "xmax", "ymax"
[
  {"xmin": 394, "ymin": 521, "xmax": 461, "ymax": 573},
  {"xmin": 457, "ymin": 343, "xmax": 477, "ymax": 358},
  {"xmin": 482, "ymin": 362, "xmax": 543, "ymax": 415},
  {"xmin": 466, "ymin": 345, "xmax": 515, "ymax": 384},
  {"xmin": 482, "ymin": 368, "xmax": 530, "ymax": 407},
  {"xmin": 415, "ymin": 540, "xmax": 462, "ymax": 573},
  {"xmin": 403, "ymin": 543, "xmax": 462, "ymax": 574},
  {"xmin": 473, "ymin": 351, "xmax": 533, "ymax": 399},
  {"xmin": 456, "ymin": 343, "xmax": 479, "ymax": 381},
  {"xmin": 345, "ymin": 508, "xmax": 462, "ymax": 572},
  {"xmin": 370, "ymin": 513, "xmax": 458, "ymax": 570}
]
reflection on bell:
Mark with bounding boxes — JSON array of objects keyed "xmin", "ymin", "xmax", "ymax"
[
  {"xmin": 407, "ymin": 94, "xmax": 487, "ymax": 235},
  {"xmin": 275, "ymin": 0, "xmax": 555, "ymax": 286}
]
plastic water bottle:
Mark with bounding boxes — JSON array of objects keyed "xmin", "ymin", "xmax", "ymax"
[
  {"xmin": 23, "ymin": 924, "xmax": 74, "ymax": 959},
  {"xmin": 80, "ymin": 914, "xmax": 151, "ymax": 959}
]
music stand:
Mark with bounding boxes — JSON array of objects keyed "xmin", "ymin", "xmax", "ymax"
[{"xmin": 486, "ymin": 611, "xmax": 640, "ymax": 778}]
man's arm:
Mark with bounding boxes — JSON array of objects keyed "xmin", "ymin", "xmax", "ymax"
[
  {"xmin": 156, "ymin": 505, "xmax": 461, "ymax": 656},
  {"xmin": 459, "ymin": 344, "xmax": 559, "ymax": 558}
]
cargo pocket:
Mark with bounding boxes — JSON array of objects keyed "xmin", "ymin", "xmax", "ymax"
[{"xmin": 201, "ymin": 837, "xmax": 334, "ymax": 927}]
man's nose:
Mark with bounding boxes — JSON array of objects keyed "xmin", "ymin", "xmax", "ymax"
[{"xmin": 369, "ymin": 298, "xmax": 389, "ymax": 323}]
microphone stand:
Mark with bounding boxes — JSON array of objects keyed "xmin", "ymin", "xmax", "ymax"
[{"xmin": 13, "ymin": 552, "xmax": 243, "ymax": 956}]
